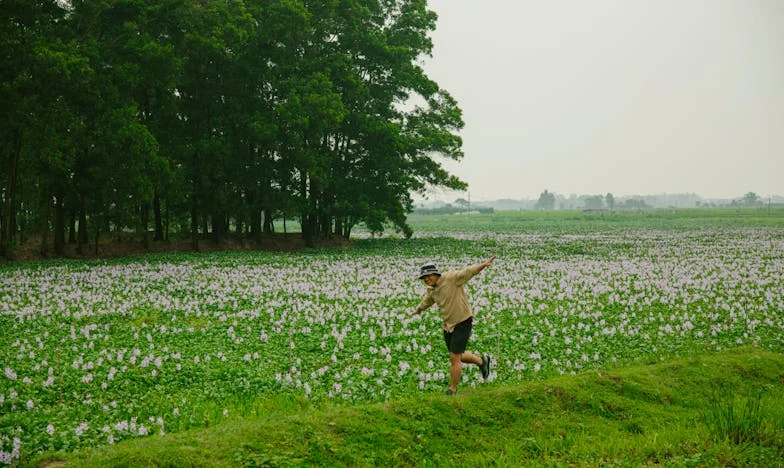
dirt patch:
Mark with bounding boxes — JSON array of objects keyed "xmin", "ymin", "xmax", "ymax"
[{"xmin": 1, "ymin": 233, "xmax": 351, "ymax": 265}]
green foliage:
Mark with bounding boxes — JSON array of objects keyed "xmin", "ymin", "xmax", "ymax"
[
  {"xmin": 32, "ymin": 349, "xmax": 784, "ymax": 467},
  {"xmin": 1, "ymin": 0, "xmax": 465, "ymax": 256},
  {"xmin": 535, "ymin": 189, "xmax": 556, "ymax": 210},
  {"xmin": 4, "ymin": 213, "xmax": 784, "ymax": 464},
  {"xmin": 413, "ymin": 204, "xmax": 495, "ymax": 215},
  {"xmin": 403, "ymin": 208, "xmax": 784, "ymax": 234},
  {"xmin": 704, "ymin": 387, "xmax": 773, "ymax": 445}
]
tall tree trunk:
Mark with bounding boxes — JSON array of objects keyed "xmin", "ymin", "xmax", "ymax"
[
  {"xmin": 250, "ymin": 208, "xmax": 261, "ymax": 241},
  {"xmin": 320, "ymin": 212, "xmax": 331, "ymax": 238},
  {"xmin": 263, "ymin": 210, "xmax": 273, "ymax": 235},
  {"xmin": 164, "ymin": 196, "xmax": 170, "ymax": 241},
  {"xmin": 211, "ymin": 210, "xmax": 225, "ymax": 244},
  {"xmin": 9, "ymin": 200, "xmax": 17, "ymax": 245},
  {"xmin": 77, "ymin": 209, "xmax": 88, "ymax": 255},
  {"xmin": 335, "ymin": 217, "xmax": 343, "ymax": 239},
  {"xmin": 54, "ymin": 196, "xmax": 65, "ymax": 256},
  {"xmin": 190, "ymin": 204, "xmax": 199, "ymax": 251},
  {"xmin": 75, "ymin": 209, "xmax": 87, "ymax": 255},
  {"xmin": 140, "ymin": 203, "xmax": 150, "ymax": 250},
  {"xmin": 39, "ymin": 196, "xmax": 51, "ymax": 257},
  {"xmin": 301, "ymin": 170, "xmax": 314, "ymax": 247},
  {"xmin": 18, "ymin": 200, "xmax": 26, "ymax": 244},
  {"xmin": 1, "ymin": 129, "xmax": 21, "ymax": 257},
  {"xmin": 94, "ymin": 220, "xmax": 100, "ymax": 255},
  {"xmin": 153, "ymin": 193, "xmax": 163, "ymax": 241},
  {"xmin": 68, "ymin": 210, "xmax": 77, "ymax": 243}
]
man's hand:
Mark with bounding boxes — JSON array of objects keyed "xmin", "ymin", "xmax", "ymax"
[{"xmin": 474, "ymin": 255, "xmax": 497, "ymax": 274}]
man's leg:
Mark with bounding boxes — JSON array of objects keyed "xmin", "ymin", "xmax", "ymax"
[
  {"xmin": 448, "ymin": 352, "xmax": 483, "ymax": 392},
  {"xmin": 445, "ymin": 318, "xmax": 482, "ymax": 394},
  {"xmin": 461, "ymin": 351, "xmax": 483, "ymax": 366},
  {"xmin": 448, "ymin": 352, "xmax": 462, "ymax": 393}
]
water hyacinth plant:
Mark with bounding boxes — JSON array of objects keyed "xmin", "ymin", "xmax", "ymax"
[{"xmin": 1, "ymin": 218, "xmax": 783, "ymax": 462}]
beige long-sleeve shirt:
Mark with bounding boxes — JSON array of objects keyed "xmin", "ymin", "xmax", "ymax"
[{"xmin": 416, "ymin": 267, "xmax": 477, "ymax": 332}]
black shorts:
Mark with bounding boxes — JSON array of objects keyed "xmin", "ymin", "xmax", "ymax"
[{"xmin": 443, "ymin": 317, "xmax": 473, "ymax": 354}]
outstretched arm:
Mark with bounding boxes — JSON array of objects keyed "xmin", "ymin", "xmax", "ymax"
[
  {"xmin": 471, "ymin": 256, "xmax": 496, "ymax": 275},
  {"xmin": 414, "ymin": 296, "xmax": 434, "ymax": 316}
]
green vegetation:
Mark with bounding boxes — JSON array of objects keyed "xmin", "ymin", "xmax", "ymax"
[
  {"xmin": 2, "ymin": 210, "xmax": 783, "ymax": 465},
  {"xmin": 32, "ymin": 348, "xmax": 784, "ymax": 467},
  {"xmin": 405, "ymin": 207, "xmax": 784, "ymax": 234},
  {"xmin": 1, "ymin": 0, "xmax": 465, "ymax": 259}
]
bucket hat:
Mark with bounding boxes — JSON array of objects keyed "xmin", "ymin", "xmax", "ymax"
[{"xmin": 418, "ymin": 264, "xmax": 442, "ymax": 279}]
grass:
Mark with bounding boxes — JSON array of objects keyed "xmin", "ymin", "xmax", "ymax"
[
  {"xmin": 405, "ymin": 207, "xmax": 784, "ymax": 234},
  {"xmin": 31, "ymin": 347, "xmax": 784, "ymax": 467},
  {"xmin": 5, "ymin": 209, "xmax": 783, "ymax": 465}
]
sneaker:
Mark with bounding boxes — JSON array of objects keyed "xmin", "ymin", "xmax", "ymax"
[
  {"xmin": 480, "ymin": 354, "xmax": 490, "ymax": 380},
  {"xmin": 445, "ymin": 388, "xmax": 457, "ymax": 396}
]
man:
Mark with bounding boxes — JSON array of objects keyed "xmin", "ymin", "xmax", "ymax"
[{"xmin": 413, "ymin": 256, "xmax": 496, "ymax": 395}]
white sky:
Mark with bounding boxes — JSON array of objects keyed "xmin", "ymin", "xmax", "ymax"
[{"xmin": 421, "ymin": 0, "xmax": 784, "ymax": 200}]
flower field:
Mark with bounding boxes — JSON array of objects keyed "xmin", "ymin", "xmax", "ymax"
[{"xmin": 1, "ymin": 214, "xmax": 783, "ymax": 462}]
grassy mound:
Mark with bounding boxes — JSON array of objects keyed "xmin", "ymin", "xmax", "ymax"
[{"xmin": 33, "ymin": 348, "xmax": 784, "ymax": 467}]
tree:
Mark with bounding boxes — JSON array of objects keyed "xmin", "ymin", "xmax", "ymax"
[
  {"xmin": 619, "ymin": 198, "xmax": 649, "ymax": 209},
  {"xmin": 742, "ymin": 192, "xmax": 760, "ymax": 207},
  {"xmin": 0, "ymin": 0, "xmax": 90, "ymax": 257},
  {"xmin": 535, "ymin": 190, "xmax": 556, "ymax": 210},
  {"xmin": 605, "ymin": 193, "xmax": 615, "ymax": 211},
  {"xmin": 1, "ymin": 0, "xmax": 467, "ymax": 257},
  {"xmin": 583, "ymin": 195, "xmax": 605, "ymax": 210},
  {"xmin": 454, "ymin": 198, "xmax": 469, "ymax": 210}
]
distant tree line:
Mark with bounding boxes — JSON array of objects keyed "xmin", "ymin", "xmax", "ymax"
[
  {"xmin": 536, "ymin": 190, "xmax": 628, "ymax": 211},
  {"xmin": 532, "ymin": 190, "xmax": 777, "ymax": 211},
  {"xmin": 1, "ymin": 0, "xmax": 466, "ymax": 258}
]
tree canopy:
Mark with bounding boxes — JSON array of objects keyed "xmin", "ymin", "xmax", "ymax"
[
  {"xmin": 535, "ymin": 189, "xmax": 555, "ymax": 210},
  {"xmin": 0, "ymin": 0, "xmax": 466, "ymax": 257}
]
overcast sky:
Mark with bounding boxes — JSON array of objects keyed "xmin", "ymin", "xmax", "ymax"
[{"xmin": 420, "ymin": 0, "xmax": 783, "ymax": 201}]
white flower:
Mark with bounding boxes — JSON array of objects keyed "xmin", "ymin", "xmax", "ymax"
[{"xmin": 74, "ymin": 422, "xmax": 89, "ymax": 436}]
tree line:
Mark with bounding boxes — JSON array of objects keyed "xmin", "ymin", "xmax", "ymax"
[
  {"xmin": 1, "ymin": 0, "xmax": 466, "ymax": 258},
  {"xmin": 534, "ymin": 190, "xmax": 773, "ymax": 210}
]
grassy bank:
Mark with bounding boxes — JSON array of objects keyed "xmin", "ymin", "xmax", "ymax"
[{"xmin": 33, "ymin": 348, "xmax": 784, "ymax": 467}]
